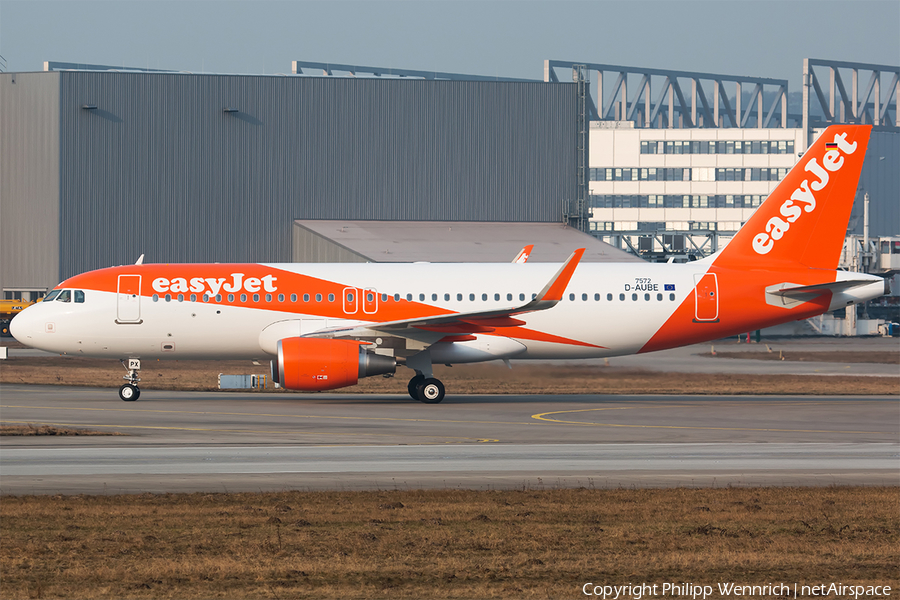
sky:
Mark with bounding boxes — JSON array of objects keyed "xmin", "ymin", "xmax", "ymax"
[{"xmin": 1, "ymin": 1, "xmax": 898, "ymax": 89}]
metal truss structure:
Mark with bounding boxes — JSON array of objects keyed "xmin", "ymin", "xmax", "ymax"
[
  {"xmin": 544, "ymin": 60, "xmax": 791, "ymax": 128},
  {"xmin": 291, "ymin": 61, "xmax": 534, "ymax": 82},
  {"xmin": 802, "ymin": 59, "xmax": 899, "ymax": 147},
  {"xmin": 599, "ymin": 230, "xmax": 723, "ymax": 263},
  {"xmin": 44, "ymin": 61, "xmax": 181, "ymax": 73}
]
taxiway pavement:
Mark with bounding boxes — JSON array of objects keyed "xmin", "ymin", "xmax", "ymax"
[{"xmin": 1, "ymin": 385, "xmax": 896, "ymax": 494}]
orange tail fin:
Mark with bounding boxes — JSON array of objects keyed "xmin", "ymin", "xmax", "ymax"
[{"xmin": 714, "ymin": 124, "xmax": 871, "ymax": 270}]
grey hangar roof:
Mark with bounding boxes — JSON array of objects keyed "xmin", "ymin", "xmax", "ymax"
[{"xmin": 292, "ymin": 221, "xmax": 643, "ymax": 263}]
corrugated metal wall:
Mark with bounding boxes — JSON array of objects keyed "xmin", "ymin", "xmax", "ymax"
[
  {"xmin": 852, "ymin": 131, "xmax": 899, "ymax": 238},
  {"xmin": 53, "ymin": 72, "xmax": 576, "ymax": 281},
  {"xmin": 0, "ymin": 73, "xmax": 61, "ymax": 294}
]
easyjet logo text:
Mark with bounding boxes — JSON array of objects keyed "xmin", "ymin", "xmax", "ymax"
[
  {"xmin": 752, "ymin": 132, "xmax": 857, "ymax": 255},
  {"xmin": 151, "ymin": 273, "xmax": 278, "ymax": 296}
]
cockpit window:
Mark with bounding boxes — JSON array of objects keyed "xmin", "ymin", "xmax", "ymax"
[
  {"xmin": 43, "ymin": 290, "xmax": 61, "ymax": 302},
  {"xmin": 56, "ymin": 290, "xmax": 71, "ymax": 303},
  {"xmin": 74, "ymin": 290, "xmax": 85, "ymax": 303}
]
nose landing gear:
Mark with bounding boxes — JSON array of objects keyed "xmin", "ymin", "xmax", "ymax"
[{"xmin": 119, "ymin": 358, "xmax": 142, "ymax": 401}]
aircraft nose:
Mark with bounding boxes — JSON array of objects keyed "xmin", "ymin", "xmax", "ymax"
[{"xmin": 10, "ymin": 306, "xmax": 42, "ymax": 345}]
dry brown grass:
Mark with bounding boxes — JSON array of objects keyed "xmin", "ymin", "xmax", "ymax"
[
  {"xmin": 1, "ymin": 487, "xmax": 897, "ymax": 599},
  {"xmin": 0, "ymin": 424, "xmax": 123, "ymax": 436},
  {"xmin": 703, "ymin": 351, "xmax": 900, "ymax": 364},
  {"xmin": 1, "ymin": 357, "xmax": 897, "ymax": 396}
]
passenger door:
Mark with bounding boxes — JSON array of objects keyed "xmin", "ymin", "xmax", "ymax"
[
  {"xmin": 693, "ymin": 273, "xmax": 719, "ymax": 322},
  {"xmin": 116, "ymin": 275, "xmax": 142, "ymax": 324}
]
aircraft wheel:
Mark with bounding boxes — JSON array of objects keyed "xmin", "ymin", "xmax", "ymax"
[
  {"xmin": 119, "ymin": 384, "xmax": 140, "ymax": 402},
  {"xmin": 407, "ymin": 375, "xmax": 425, "ymax": 400},
  {"xmin": 418, "ymin": 378, "xmax": 445, "ymax": 404}
]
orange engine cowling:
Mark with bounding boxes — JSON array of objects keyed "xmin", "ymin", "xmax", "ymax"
[{"xmin": 273, "ymin": 337, "xmax": 396, "ymax": 391}]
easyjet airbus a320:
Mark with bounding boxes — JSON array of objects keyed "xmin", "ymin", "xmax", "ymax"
[{"xmin": 11, "ymin": 125, "xmax": 888, "ymax": 403}]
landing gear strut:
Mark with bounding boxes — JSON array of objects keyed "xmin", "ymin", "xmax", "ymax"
[
  {"xmin": 119, "ymin": 358, "xmax": 141, "ymax": 401},
  {"xmin": 407, "ymin": 374, "xmax": 445, "ymax": 404}
]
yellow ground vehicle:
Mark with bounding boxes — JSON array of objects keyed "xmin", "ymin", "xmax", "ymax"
[{"xmin": 1, "ymin": 299, "xmax": 37, "ymax": 337}]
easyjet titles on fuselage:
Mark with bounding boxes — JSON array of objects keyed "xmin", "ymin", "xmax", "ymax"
[
  {"xmin": 751, "ymin": 131, "xmax": 858, "ymax": 255},
  {"xmin": 151, "ymin": 273, "xmax": 278, "ymax": 296}
]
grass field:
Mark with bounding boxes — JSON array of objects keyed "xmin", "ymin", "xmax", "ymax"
[{"xmin": 1, "ymin": 487, "xmax": 897, "ymax": 599}]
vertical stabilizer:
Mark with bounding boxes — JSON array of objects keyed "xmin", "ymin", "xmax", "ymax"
[{"xmin": 714, "ymin": 125, "xmax": 871, "ymax": 270}]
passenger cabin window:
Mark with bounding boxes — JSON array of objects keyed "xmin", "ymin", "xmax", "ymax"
[{"xmin": 316, "ymin": 294, "xmax": 322, "ymax": 302}]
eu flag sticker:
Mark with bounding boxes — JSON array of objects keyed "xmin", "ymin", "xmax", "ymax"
[{"xmin": 664, "ymin": 284, "xmax": 675, "ymax": 291}]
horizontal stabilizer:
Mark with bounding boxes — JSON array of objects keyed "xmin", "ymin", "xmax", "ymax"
[
  {"xmin": 765, "ymin": 278, "xmax": 882, "ymax": 309},
  {"xmin": 767, "ymin": 279, "xmax": 874, "ymax": 299}
]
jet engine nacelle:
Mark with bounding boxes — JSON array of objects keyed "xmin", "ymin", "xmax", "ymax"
[{"xmin": 272, "ymin": 337, "xmax": 396, "ymax": 391}]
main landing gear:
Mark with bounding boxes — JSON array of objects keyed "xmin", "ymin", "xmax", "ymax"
[
  {"xmin": 407, "ymin": 374, "xmax": 446, "ymax": 404},
  {"xmin": 119, "ymin": 358, "xmax": 142, "ymax": 401}
]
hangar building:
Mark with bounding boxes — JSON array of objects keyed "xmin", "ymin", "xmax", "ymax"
[{"xmin": 1, "ymin": 66, "xmax": 581, "ymax": 298}]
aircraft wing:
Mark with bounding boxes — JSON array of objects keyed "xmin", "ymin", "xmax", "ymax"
[{"xmin": 309, "ymin": 248, "xmax": 585, "ymax": 342}]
